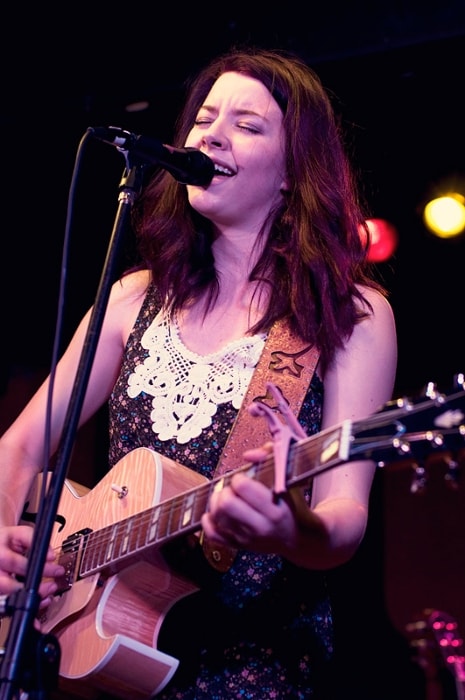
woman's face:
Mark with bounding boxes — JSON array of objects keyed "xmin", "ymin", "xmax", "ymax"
[{"xmin": 184, "ymin": 71, "xmax": 288, "ymax": 233}]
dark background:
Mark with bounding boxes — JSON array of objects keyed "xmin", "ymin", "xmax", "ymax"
[
  {"xmin": 2, "ymin": 3, "xmax": 465, "ymax": 396},
  {"xmin": 2, "ymin": 3, "xmax": 465, "ymax": 697}
]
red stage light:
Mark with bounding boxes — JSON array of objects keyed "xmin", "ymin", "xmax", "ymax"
[{"xmin": 361, "ymin": 218, "xmax": 399, "ymax": 262}]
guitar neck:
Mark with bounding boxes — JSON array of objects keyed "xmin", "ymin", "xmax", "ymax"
[
  {"xmin": 77, "ymin": 421, "xmax": 353, "ymax": 578},
  {"xmin": 68, "ymin": 379, "xmax": 465, "ymax": 580}
]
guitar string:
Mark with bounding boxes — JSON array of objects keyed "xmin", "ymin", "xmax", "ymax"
[{"xmin": 46, "ymin": 396, "xmax": 459, "ymax": 577}]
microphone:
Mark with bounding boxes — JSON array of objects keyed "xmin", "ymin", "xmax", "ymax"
[{"xmin": 88, "ymin": 126, "xmax": 215, "ymax": 186}]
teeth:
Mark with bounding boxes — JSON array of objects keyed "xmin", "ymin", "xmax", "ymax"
[{"xmin": 214, "ymin": 164, "xmax": 234, "ymax": 176}]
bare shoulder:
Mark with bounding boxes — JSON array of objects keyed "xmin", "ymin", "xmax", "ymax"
[
  {"xmin": 109, "ymin": 269, "xmax": 152, "ymax": 304},
  {"xmin": 354, "ymin": 285, "xmax": 397, "ymax": 344},
  {"xmin": 357, "ymin": 284, "xmax": 394, "ymax": 318},
  {"xmin": 103, "ymin": 269, "xmax": 152, "ymax": 340}
]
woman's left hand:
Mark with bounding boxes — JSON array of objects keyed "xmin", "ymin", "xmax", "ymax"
[{"xmin": 200, "ymin": 464, "xmax": 298, "ymax": 555}]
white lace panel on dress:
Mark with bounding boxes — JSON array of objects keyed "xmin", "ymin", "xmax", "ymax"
[{"xmin": 127, "ymin": 310, "xmax": 266, "ymax": 444}]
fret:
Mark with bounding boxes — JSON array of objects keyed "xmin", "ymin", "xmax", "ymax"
[{"xmin": 148, "ymin": 502, "xmax": 162, "ymax": 544}]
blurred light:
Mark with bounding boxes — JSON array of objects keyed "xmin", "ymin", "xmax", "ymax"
[
  {"xmin": 423, "ymin": 193, "xmax": 465, "ymax": 238},
  {"xmin": 125, "ymin": 100, "xmax": 150, "ymax": 113},
  {"xmin": 360, "ymin": 218, "xmax": 399, "ymax": 262}
]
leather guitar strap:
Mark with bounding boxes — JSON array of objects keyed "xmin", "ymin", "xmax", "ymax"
[{"xmin": 202, "ymin": 319, "xmax": 320, "ymax": 571}]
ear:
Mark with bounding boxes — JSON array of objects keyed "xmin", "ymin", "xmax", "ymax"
[{"xmin": 280, "ymin": 176, "xmax": 290, "ymax": 194}]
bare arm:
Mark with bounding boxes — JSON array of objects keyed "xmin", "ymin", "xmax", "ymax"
[
  {"xmin": 0, "ymin": 270, "xmax": 149, "ymax": 595},
  {"xmin": 201, "ymin": 288, "xmax": 398, "ymax": 570}
]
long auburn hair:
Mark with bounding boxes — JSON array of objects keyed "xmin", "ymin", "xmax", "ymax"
[{"xmin": 131, "ymin": 46, "xmax": 386, "ymax": 374}]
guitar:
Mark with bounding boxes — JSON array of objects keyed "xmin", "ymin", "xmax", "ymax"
[
  {"xmin": 4, "ymin": 381, "xmax": 465, "ymax": 699},
  {"xmin": 407, "ymin": 609, "xmax": 465, "ymax": 700}
]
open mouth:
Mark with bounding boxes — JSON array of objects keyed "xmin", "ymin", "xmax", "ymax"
[{"xmin": 213, "ymin": 163, "xmax": 235, "ymax": 177}]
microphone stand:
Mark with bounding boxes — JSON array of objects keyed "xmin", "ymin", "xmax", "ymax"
[{"xmin": 0, "ymin": 157, "xmax": 145, "ymax": 700}]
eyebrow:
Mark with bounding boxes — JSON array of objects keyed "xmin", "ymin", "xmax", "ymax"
[{"xmin": 199, "ymin": 104, "xmax": 269, "ymax": 121}]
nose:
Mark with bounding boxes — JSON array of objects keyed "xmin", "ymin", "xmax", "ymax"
[
  {"xmin": 201, "ymin": 122, "xmax": 228, "ymax": 150},
  {"xmin": 204, "ymin": 135, "xmax": 222, "ymax": 148}
]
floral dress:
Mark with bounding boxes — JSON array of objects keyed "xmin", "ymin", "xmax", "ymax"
[{"xmin": 107, "ymin": 284, "xmax": 334, "ymax": 699}]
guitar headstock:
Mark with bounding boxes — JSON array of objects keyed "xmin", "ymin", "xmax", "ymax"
[
  {"xmin": 406, "ymin": 608, "xmax": 465, "ymax": 694},
  {"xmin": 430, "ymin": 610, "xmax": 465, "ymax": 683},
  {"xmin": 350, "ymin": 374, "xmax": 465, "ymax": 487}
]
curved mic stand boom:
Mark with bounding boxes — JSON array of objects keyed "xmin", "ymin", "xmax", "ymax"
[{"xmin": 0, "ymin": 149, "xmax": 145, "ymax": 700}]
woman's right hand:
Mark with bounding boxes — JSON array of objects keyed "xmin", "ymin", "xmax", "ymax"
[{"xmin": 0, "ymin": 525, "xmax": 65, "ymax": 607}]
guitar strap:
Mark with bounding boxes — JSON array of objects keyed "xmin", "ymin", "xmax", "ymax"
[{"xmin": 201, "ymin": 318, "xmax": 320, "ymax": 571}]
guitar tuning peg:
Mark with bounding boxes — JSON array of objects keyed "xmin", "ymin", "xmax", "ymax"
[
  {"xmin": 410, "ymin": 462, "xmax": 427, "ymax": 494},
  {"xmin": 405, "ymin": 619, "xmax": 428, "ymax": 634},
  {"xmin": 423, "ymin": 382, "xmax": 439, "ymax": 400},
  {"xmin": 443, "ymin": 456, "xmax": 461, "ymax": 490},
  {"xmin": 453, "ymin": 372, "xmax": 465, "ymax": 390}
]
